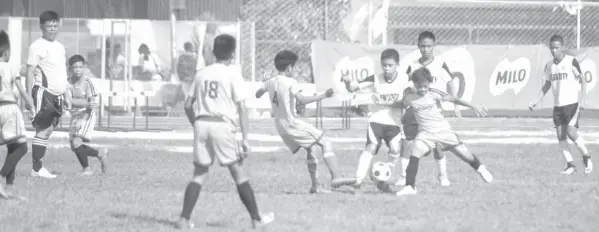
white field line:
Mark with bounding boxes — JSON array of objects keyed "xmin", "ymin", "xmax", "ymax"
[{"xmin": 24, "ymin": 130, "xmax": 599, "ymax": 142}]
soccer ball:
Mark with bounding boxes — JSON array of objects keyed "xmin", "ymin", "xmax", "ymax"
[{"xmin": 371, "ymin": 162, "xmax": 392, "ymax": 182}]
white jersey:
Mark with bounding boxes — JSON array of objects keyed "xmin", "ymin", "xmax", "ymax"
[
  {"xmin": 406, "ymin": 57, "xmax": 454, "ymax": 94},
  {"xmin": 363, "ymin": 72, "xmax": 408, "ymax": 125},
  {"xmin": 261, "ymin": 75, "xmax": 300, "ymax": 124},
  {"xmin": 543, "ymin": 55, "xmax": 582, "ymax": 107},
  {"xmin": 0, "ymin": 62, "xmax": 20, "ymax": 103},
  {"xmin": 189, "ymin": 63, "xmax": 247, "ymax": 124},
  {"xmin": 402, "ymin": 87, "xmax": 452, "ymax": 133},
  {"xmin": 27, "ymin": 38, "xmax": 69, "ymax": 95}
]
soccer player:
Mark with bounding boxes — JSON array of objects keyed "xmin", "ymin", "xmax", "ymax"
[
  {"xmin": 66, "ymin": 55, "xmax": 108, "ymax": 176},
  {"xmin": 178, "ymin": 34, "xmax": 273, "ymax": 229},
  {"xmin": 346, "ymin": 48, "xmax": 407, "ymax": 188},
  {"xmin": 396, "ymin": 67, "xmax": 493, "ymax": 196},
  {"xmin": 529, "ymin": 35, "xmax": 593, "ymax": 174},
  {"xmin": 0, "ymin": 30, "xmax": 33, "ymax": 199},
  {"xmin": 255, "ymin": 50, "xmax": 356, "ymax": 193},
  {"xmin": 399, "ymin": 31, "xmax": 460, "ymax": 187},
  {"xmin": 26, "ymin": 10, "xmax": 70, "ymax": 179}
]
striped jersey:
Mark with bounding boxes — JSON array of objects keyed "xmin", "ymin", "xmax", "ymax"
[{"xmin": 69, "ymin": 77, "xmax": 97, "ymax": 114}]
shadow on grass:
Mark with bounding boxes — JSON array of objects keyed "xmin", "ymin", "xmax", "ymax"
[{"xmin": 109, "ymin": 212, "xmax": 177, "ymax": 228}]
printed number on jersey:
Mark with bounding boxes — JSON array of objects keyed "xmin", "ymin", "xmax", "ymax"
[
  {"xmin": 271, "ymin": 91, "xmax": 279, "ymax": 106},
  {"xmin": 204, "ymin": 80, "xmax": 219, "ymax": 98}
]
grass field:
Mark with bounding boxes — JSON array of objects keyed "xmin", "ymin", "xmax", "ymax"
[{"xmin": 1, "ymin": 117, "xmax": 598, "ymax": 232}]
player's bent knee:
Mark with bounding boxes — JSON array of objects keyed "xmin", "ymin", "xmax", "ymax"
[
  {"xmin": 192, "ymin": 163, "xmax": 210, "ymax": 184},
  {"xmin": 70, "ymin": 137, "xmax": 83, "ymax": 151},
  {"xmin": 227, "ymin": 163, "xmax": 249, "ymax": 185},
  {"xmin": 365, "ymin": 143, "xmax": 379, "ymax": 154},
  {"xmin": 411, "ymin": 140, "xmax": 430, "ymax": 158},
  {"xmin": 433, "ymin": 148, "xmax": 444, "ymax": 160},
  {"xmin": 35, "ymin": 126, "xmax": 53, "ymax": 139},
  {"xmin": 14, "ymin": 137, "xmax": 28, "ymax": 145}
]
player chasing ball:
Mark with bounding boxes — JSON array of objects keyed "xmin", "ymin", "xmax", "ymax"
[
  {"xmin": 255, "ymin": 50, "xmax": 356, "ymax": 194},
  {"xmin": 345, "ymin": 48, "xmax": 407, "ymax": 189},
  {"xmin": 395, "ymin": 67, "xmax": 493, "ymax": 196},
  {"xmin": 179, "ymin": 34, "xmax": 273, "ymax": 229},
  {"xmin": 529, "ymin": 35, "xmax": 593, "ymax": 174},
  {"xmin": 66, "ymin": 55, "xmax": 108, "ymax": 176},
  {"xmin": 0, "ymin": 30, "xmax": 34, "ymax": 199}
]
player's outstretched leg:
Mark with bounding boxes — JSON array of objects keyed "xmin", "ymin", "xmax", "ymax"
[
  {"xmin": 306, "ymin": 149, "xmax": 330, "ymax": 194},
  {"xmin": 354, "ymin": 143, "xmax": 378, "ymax": 187},
  {"xmin": 566, "ymin": 126, "xmax": 593, "ymax": 174},
  {"xmin": 395, "ymin": 139, "xmax": 411, "ymax": 186},
  {"xmin": 556, "ymin": 125, "xmax": 576, "ymax": 174},
  {"xmin": 0, "ymin": 142, "xmax": 28, "ymax": 199},
  {"xmin": 396, "ymin": 140, "xmax": 429, "ymax": 196},
  {"xmin": 448, "ymin": 144, "xmax": 493, "ymax": 183},
  {"xmin": 228, "ymin": 162, "xmax": 274, "ymax": 229},
  {"xmin": 433, "ymin": 145, "xmax": 450, "ymax": 187},
  {"xmin": 177, "ymin": 163, "xmax": 208, "ymax": 229},
  {"xmin": 70, "ymin": 137, "xmax": 108, "ymax": 175},
  {"xmin": 317, "ymin": 138, "xmax": 356, "ymax": 188}
]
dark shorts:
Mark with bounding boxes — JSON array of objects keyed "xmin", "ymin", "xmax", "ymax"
[
  {"xmin": 553, "ymin": 103, "xmax": 579, "ymax": 128},
  {"xmin": 32, "ymin": 86, "xmax": 63, "ymax": 129},
  {"xmin": 366, "ymin": 122, "xmax": 402, "ymax": 147}
]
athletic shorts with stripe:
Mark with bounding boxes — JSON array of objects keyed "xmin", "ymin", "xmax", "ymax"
[
  {"xmin": 275, "ymin": 119, "xmax": 324, "ymax": 154},
  {"xmin": 69, "ymin": 111, "xmax": 96, "ymax": 142},
  {"xmin": 193, "ymin": 117, "xmax": 242, "ymax": 167},
  {"xmin": 415, "ymin": 130, "xmax": 463, "ymax": 151},
  {"xmin": 553, "ymin": 102, "xmax": 580, "ymax": 128},
  {"xmin": 32, "ymin": 85, "xmax": 63, "ymax": 129},
  {"xmin": 0, "ymin": 103, "xmax": 26, "ymax": 145}
]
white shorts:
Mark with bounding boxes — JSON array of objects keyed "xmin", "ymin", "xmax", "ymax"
[
  {"xmin": 193, "ymin": 117, "xmax": 242, "ymax": 166},
  {"xmin": 415, "ymin": 130, "xmax": 462, "ymax": 151},
  {"xmin": 0, "ymin": 103, "xmax": 26, "ymax": 145},
  {"xmin": 275, "ymin": 119, "xmax": 324, "ymax": 154},
  {"xmin": 69, "ymin": 111, "xmax": 96, "ymax": 142}
]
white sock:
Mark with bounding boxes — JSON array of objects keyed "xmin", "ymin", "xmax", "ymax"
[
  {"xmin": 387, "ymin": 153, "xmax": 399, "ymax": 166},
  {"xmin": 400, "ymin": 157, "xmax": 409, "ymax": 177},
  {"xmin": 436, "ymin": 156, "xmax": 448, "ymax": 177},
  {"xmin": 355, "ymin": 151, "xmax": 373, "ymax": 184},
  {"xmin": 573, "ymin": 137, "xmax": 589, "ymax": 156},
  {"xmin": 559, "ymin": 140, "xmax": 574, "ymax": 163}
]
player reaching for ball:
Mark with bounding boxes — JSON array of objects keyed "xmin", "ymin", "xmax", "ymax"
[
  {"xmin": 395, "ymin": 67, "xmax": 493, "ymax": 196},
  {"xmin": 255, "ymin": 50, "xmax": 356, "ymax": 194},
  {"xmin": 345, "ymin": 48, "xmax": 409, "ymax": 189},
  {"xmin": 529, "ymin": 35, "xmax": 592, "ymax": 174}
]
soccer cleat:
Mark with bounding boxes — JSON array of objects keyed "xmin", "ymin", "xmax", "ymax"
[
  {"xmin": 584, "ymin": 159, "xmax": 593, "ymax": 174},
  {"xmin": 476, "ymin": 165, "xmax": 493, "ymax": 183},
  {"xmin": 98, "ymin": 148, "xmax": 109, "ymax": 173},
  {"xmin": 77, "ymin": 167, "xmax": 94, "ymax": 176},
  {"xmin": 438, "ymin": 175, "xmax": 451, "ymax": 186},
  {"xmin": 331, "ymin": 177, "xmax": 357, "ymax": 188},
  {"xmin": 30, "ymin": 167, "xmax": 57, "ymax": 179},
  {"xmin": 252, "ymin": 212, "xmax": 275, "ymax": 229},
  {"xmin": 395, "ymin": 185, "xmax": 417, "ymax": 196},
  {"xmin": 560, "ymin": 165, "xmax": 576, "ymax": 175},
  {"xmin": 0, "ymin": 183, "xmax": 9, "ymax": 199},
  {"xmin": 175, "ymin": 218, "xmax": 194, "ymax": 230}
]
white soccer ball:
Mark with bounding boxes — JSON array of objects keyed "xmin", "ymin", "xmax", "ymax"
[{"xmin": 371, "ymin": 162, "xmax": 392, "ymax": 182}]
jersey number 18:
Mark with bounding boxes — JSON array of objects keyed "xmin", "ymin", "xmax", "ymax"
[{"xmin": 204, "ymin": 80, "xmax": 219, "ymax": 99}]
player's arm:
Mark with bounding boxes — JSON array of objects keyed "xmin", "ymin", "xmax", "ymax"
[
  {"xmin": 294, "ymin": 88, "xmax": 334, "ymax": 105},
  {"xmin": 232, "ymin": 74, "xmax": 250, "ymax": 146},
  {"xmin": 442, "ymin": 62, "xmax": 459, "ymax": 98},
  {"xmin": 572, "ymin": 58, "xmax": 586, "ymax": 107},
  {"xmin": 255, "ymin": 80, "xmax": 269, "ymax": 98},
  {"xmin": 347, "ymin": 75, "xmax": 374, "ymax": 92},
  {"xmin": 184, "ymin": 80, "xmax": 197, "ymax": 125},
  {"xmin": 14, "ymin": 76, "xmax": 33, "ymax": 111},
  {"xmin": 439, "ymin": 91, "xmax": 487, "ymax": 117},
  {"xmin": 530, "ymin": 64, "xmax": 552, "ymax": 109},
  {"xmin": 25, "ymin": 43, "xmax": 40, "ymax": 95}
]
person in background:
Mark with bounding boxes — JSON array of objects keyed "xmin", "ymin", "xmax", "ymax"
[
  {"xmin": 177, "ymin": 42, "xmax": 198, "ymax": 96},
  {"xmin": 110, "ymin": 43, "xmax": 126, "ymax": 80},
  {"xmin": 137, "ymin": 44, "xmax": 162, "ymax": 81}
]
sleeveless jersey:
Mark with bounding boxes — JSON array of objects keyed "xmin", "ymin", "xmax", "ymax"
[
  {"xmin": 402, "ymin": 87, "xmax": 452, "ymax": 133},
  {"xmin": 543, "ymin": 55, "xmax": 582, "ymax": 107},
  {"xmin": 0, "ymin": 62, "xmax": 19, "ymax": 103},
  {"xmin": 262, "ymin": 75, "xmax": 300, "ymax": 123},
  {"xmin": 406, "ymin": 57, "xmax": 454, "ymax": 94}
]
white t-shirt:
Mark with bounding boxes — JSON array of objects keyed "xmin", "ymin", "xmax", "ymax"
[{"xmin": 27, "ymin": 38, "xmax": 68, "ymax": 95}]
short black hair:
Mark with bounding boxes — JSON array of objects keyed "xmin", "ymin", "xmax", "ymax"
[
  {"xmin": 411, "ymin": 67, "xmax": 434, "ymax": 83},
  {"xmin": 69, "ymin": 54, "xmax": 85, "ymax": 66},
  {"xmin": 213, "ymin": 34, "xmax": 236, "ymax": 60},
  {"xmin": 550, "ymin": 35, "xmax": 564, "ymax": 45},
  {"xmin": 418, "ymin": 31, "xmax": 436, "ymax": 42},
  {"xmin": 0, "ymin": 30, "xmax": 10, "ymax": 58},
  {"xmin": 184, "ymin": 42, "xmax": 193, "ymax": 51},
  {"xmin": 39, "ymin": 11, "xmax": 60, "ymax": 25},
  {"xmin": 381, "ymin": 48, "xmax": 399, "ymax": 62},
  {"xmin": 274, "ymin": 50, "xmax": 299, "ymax": 72}
]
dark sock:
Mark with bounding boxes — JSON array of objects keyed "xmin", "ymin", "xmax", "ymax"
[
  {"xmin": 80, "ymin": 144, "xmax": 99, "ymax": 157},
  {"xmin": 74, "ymin": 146, "xmax": 90, "ymax": 168},
  {"xmin": 469, "ymin": 155, "xmax": 482, "ymax": 170},
  {"xmin": 583, "ymin": 155, "xmax": 591, "ymax": 166},
  {"xmin": 180, "ymin": 182, "xmax": 202, "ymax": 220},
  {"xmin": 405, "ymin": 156, "xmax": 420, "ymax": 188},
  {"xmin": 236, "ymin": 181, "xmax": 261, "ymax": 221},
  {"xmin": 1, "ymin": 143, "xmax": 28, "ymax": 179},
  {"xmin": 32, "ymin": 137, "xmax": 48, "ymax": 172},
  {"xmin": 6, "ymin": 170, "xmax": 15, "ymax": 185}
]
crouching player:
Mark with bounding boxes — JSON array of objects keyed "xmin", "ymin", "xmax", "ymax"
[
  {"xmin": 396, "ymin": 67, "xmax": 493, "ymax": 196},
  {"xmin": 255, "ymin": 50, "xmax": 355, "ymax": 193},
  {"xmin": 346, "ymin": 49, "xmax": 407, "ymax": 188},
  {"xmin": 0, "ymin": 30, "xmax": 33, "ymax": 198},
  {"xmin": 66, "ymin": 55, "xmax": 108, "ymax": 175}
]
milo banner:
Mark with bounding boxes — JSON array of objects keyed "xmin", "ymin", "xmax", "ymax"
[{"xmin": 311, "ymin": 40, "xmax": 599, "ymax": 110}]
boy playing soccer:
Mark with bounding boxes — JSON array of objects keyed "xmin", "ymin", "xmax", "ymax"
[
  {"xmin": 66, "ymin": 55, "xmax": 108, "ymax": 176},
  {"xmin": 346, "ymin": 48, "xmax": 407, "ymax": 188},
  {"xmin": 396, "ymin": 67, "xmax": 493, "ymax": 196},
  {"xmin": 529, "ymin": 35, "xmax": 592, "ymax": 174},
  {"xmin": 0, "ymin": 30, "xmax": 34, "ymax": 198},
  {"xmin": 399, "ymin": 31, "xmax": 460, "ymax": 187},
  {"xmin": 255, "ymin": 50, "xmax": 355, "ymax": 193},
  {"xmin": 179, "ymin": 34, "xmax": 273, "ymax": 229}
]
